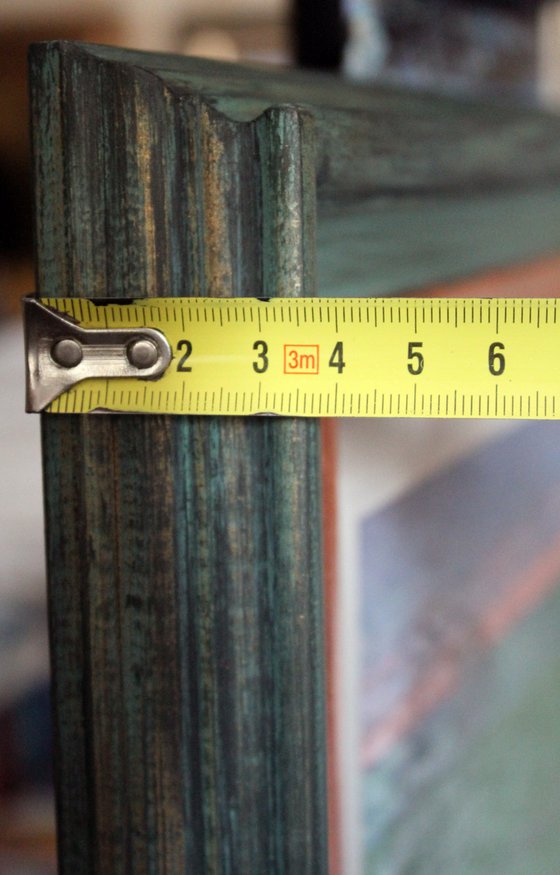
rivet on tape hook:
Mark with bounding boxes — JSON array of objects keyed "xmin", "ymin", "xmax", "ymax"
[{"xmin": 23, "ymin": 298, "xmax": 172, "ymax": 412}]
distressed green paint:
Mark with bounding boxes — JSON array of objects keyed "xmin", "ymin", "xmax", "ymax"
[
  {"xmin": 32, "ymin": 42, "xmax": 560, "ymax": 302},
  {"xmin": 318, "ymin": 189, "xmax": 560, "ymax": 297},
  {"xmin": 31, "ymin": 41, "xmax": 325, "ymax": 874}
]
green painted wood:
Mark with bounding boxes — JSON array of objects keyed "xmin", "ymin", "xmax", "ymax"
[
  {"xmin": 30, "ymin": 41, "xmax": 325, "ymax": 874},
  {"xmin": 318, "ymin": 189, "xmax": 560, "ymax": 297},
  {"xmin": 51, "ymin": 42, "xmax": 560, "ymax": 298}
]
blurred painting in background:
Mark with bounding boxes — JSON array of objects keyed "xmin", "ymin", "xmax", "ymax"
[
  {"xmin": 359, "ymin": 422, "xmax": 560, "ymax": 873},
  {"xmin": 343, "ymin": 0, "xmax": 542, "ymax": 100},
  {"xmin": 0, "ymin": 321, "xmax": 53, "ymax": 873}
]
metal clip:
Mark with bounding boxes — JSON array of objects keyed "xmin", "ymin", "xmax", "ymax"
[{"xmin": 24, "ymin": 298, "xmax": 172, "ymax": 412}]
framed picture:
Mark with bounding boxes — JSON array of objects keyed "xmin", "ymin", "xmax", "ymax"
[{"xmin": 332, "ymin": 257, "xmax": 560, "ymax": 874}]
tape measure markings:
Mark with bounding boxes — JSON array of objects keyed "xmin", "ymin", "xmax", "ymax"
[{"xmin": 32, "ymin": 296, "xmax": 560, "ymax": 418}]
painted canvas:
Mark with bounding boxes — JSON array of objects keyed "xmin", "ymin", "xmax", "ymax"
[{"xmin": 353, "ymin": 421, "xmax": 560, "ymax": 874}]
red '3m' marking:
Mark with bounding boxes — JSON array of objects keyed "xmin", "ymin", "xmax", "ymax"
[{"xmin": 284, "ymin": 344, "xmax": 319, "ymax": 374}]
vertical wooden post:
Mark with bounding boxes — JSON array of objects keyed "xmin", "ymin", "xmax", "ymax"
[{"xmin": 30, "ymin": 41, "xmax": 327, "ymax": 874}]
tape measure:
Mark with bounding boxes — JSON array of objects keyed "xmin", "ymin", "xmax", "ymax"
[{"xmin": 25, "ymin": 296, "xmax": 560, "ymax": 418}]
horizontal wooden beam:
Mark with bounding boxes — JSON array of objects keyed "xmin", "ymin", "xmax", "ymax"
[{"xmin": 84, "ymin": 41, "xmax": 560, "ymax": 197}]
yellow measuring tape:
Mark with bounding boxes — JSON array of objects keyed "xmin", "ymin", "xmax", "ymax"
[{"xmin": 33, "ymin": 296, "xmax": 560, "ymax": 418}]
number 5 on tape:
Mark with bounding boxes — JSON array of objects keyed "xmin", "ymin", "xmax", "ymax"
[{"xmin": 23, "ymin": 296, "xmax": 560, "ymax": 419}]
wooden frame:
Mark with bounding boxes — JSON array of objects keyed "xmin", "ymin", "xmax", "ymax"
[
  {"xmin": 334, "ymin": 254, "xmax": 560, "ymax": 875},
  {"xmin": 31, "ymin": 42, "xmax": 325, "ymax": 875},
  {"xmin": 30, "ymin": 41, "xmax": 560, "ymax": 874}
]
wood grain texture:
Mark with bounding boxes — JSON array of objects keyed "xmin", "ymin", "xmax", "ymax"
[
  {"xmin": 67, "ymin": 42, "xmax": 560, "ymax": 197},
  {"xmin": 56, "ymin": 42, "xmax": 560, "ymax": 297},
  {"xmin": 30, "ymin": 41, "xmax": 326, "ymax": 874},
  {"xmin": 33, "ymin": 41, "xmax": 560, "ymax": 297}
]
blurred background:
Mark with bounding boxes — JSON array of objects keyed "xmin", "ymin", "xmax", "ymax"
[{"xmin": 1, "ymin": 1, "xmax": 560, "ymax": 873}]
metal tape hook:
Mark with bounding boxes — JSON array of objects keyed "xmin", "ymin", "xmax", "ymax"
[{"xmin": 23, "ymin": 298, "xmax": 172, "ymax": 412}]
